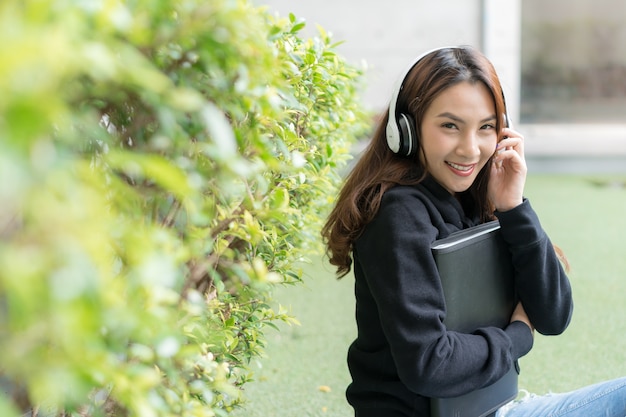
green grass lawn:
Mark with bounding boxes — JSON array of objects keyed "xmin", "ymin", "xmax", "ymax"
[{"xmin": 232, "ymin": 174, "xmax": 626, "ymax": 417}]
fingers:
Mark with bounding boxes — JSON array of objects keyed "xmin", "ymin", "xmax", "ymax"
[
  {"xmin": 498, "ymin": 128, "xmax": 524, "ymax": 155},
  {"xmin": 494, "ymin": 143, "xmax": 517, "ymax": 167},
  {"xmin": 493, "ymin": 142, "xmax": 516, "ymax": 169},
  {"xmin": 493, "ymin": 129, "xmax": 524, "ymax": 168}
]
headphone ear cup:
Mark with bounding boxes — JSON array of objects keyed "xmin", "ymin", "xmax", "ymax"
[{"xmin": 397, "ymin": 113, "xmax": 418, "ymax": 157}]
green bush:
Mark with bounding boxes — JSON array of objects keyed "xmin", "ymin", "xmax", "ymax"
[{"xmin": 0, "ymin": 1, "xmax": 368, "ymax": 416}]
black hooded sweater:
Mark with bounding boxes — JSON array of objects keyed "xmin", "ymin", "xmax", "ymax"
[{"xmin": 347, "ymin": 177, "xmax": 573, "ymax": 417}]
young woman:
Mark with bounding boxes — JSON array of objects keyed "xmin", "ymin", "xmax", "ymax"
[{"xmin": 321, "ymin": 46, "xmax": 626, "ymax": 417}]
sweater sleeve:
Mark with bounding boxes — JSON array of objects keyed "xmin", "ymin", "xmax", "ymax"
[
  {"xmin": 495, "ymin": 199, "xmax": 574, "ymax": 335},
  {"xmin": 354, "ymin": 189, "xmax": 534, "ymax": 398}
]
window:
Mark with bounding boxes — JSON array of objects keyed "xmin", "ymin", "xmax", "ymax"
[{"xmin": 521, "ymin": 0, "xmax": 626, "ymax": 123}]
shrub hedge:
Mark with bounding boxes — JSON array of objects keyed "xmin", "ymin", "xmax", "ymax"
[{"xmin": 0, "ymin": 0, "xmax": 368, "ymax": 415}]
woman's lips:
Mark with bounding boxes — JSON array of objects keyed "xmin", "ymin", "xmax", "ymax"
[{"xmin": 446, "ymin": 161, "xmax": 476, "ymax": 177}]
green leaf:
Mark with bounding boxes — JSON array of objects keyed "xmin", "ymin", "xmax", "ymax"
[
  {"xmin": 270, "ymin": 187, "xmax": 289, "ymax": 210},
  {"xmin": 290, "ymin": 22, "xmax": 306, "ymax": 34}
]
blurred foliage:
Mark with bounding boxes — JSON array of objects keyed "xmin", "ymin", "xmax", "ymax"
[{"xmin": 0, "ymin": 0, "xmax": 369, "ymax": 416}]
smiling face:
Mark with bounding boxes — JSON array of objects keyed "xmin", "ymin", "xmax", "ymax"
[{"xmin": 419, "ymin": 81, "xmax": 498, "ymax": 195}]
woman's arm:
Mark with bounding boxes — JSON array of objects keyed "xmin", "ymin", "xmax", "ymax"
[
  {"xmin": 495, "ymin": 201, "xmax": 574, "ymax": 335},
  {"xmin": 489, "ymin": 127, "xmax": 573, "ymax": 335}
]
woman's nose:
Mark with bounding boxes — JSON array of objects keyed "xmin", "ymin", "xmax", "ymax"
[{"xmin": 455, "ymin": 132, "xmax": 480, "ymax": 158}]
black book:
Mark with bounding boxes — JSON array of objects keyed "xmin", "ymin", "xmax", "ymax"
[{"xmin": 429, "ymin": 220, "xmax": 518, "ymax": 417}]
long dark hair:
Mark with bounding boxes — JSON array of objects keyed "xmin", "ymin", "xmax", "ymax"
[{"xmin": 321, "ymin": 46, "xmax": 508, "ymax": 277}]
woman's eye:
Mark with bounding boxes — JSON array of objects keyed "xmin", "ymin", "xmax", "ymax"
[
  {"xmin": 481, "ymin": 123, "xmax": 495, "ymax": 130},
  {"xmin": 442, "ymin": 122, "xmax": 457, "ymax": 129}
]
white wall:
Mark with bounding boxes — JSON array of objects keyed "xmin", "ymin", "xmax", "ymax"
[{"xmin": 256, "ymin": 1, "xmax": 485, "ymax": 112}]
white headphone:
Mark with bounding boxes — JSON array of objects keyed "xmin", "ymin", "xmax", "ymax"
[{"xmin": 385, "ymin": 46, "xmax": 457, "ymax": 157}]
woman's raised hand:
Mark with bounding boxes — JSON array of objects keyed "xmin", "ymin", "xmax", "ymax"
[{"xmin": 489, "ymin": 128, "xmax": 527, "ymax": 212}]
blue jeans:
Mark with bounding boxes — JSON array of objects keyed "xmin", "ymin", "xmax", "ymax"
[{"xmin": 496, "ymin": 377, "xmax": 626, "ymax": 417}]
